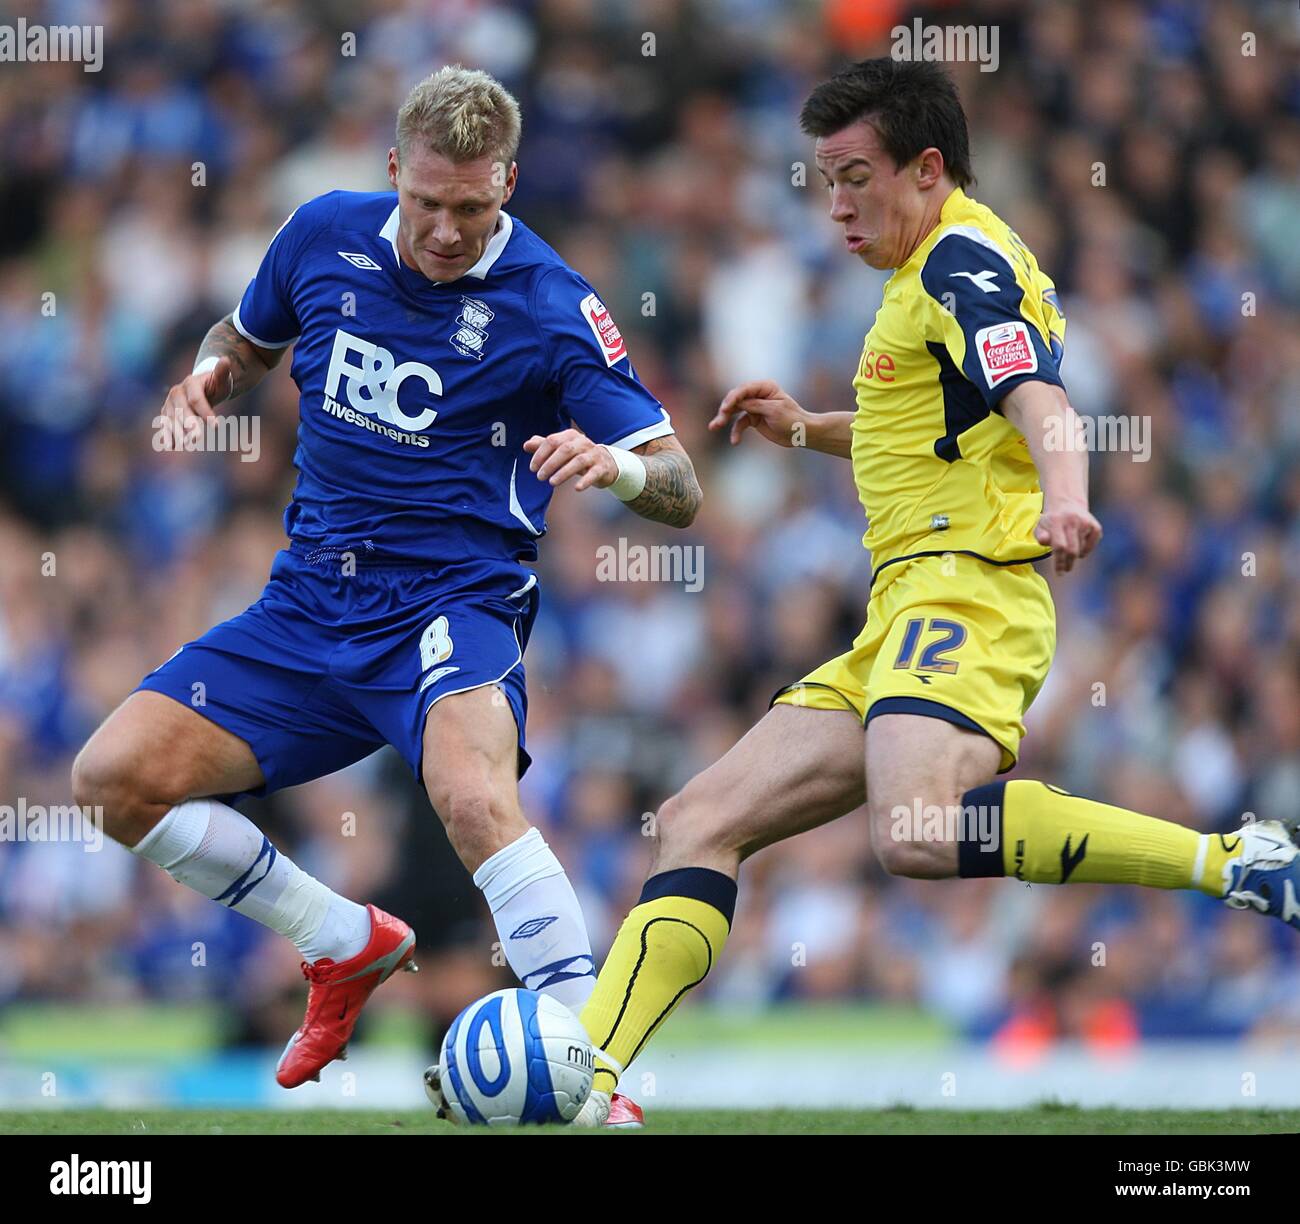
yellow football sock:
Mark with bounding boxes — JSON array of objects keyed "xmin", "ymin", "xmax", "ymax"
[
  {"xmin": 580, "ymin": 869, "xmax": 735, "ymax": 1094},
  {"xmin": 957, "ymin": 779, "xmax": 1241, "ymax": 896}
]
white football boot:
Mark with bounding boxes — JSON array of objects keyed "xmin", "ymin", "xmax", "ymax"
[
  {"xmin": 1222, "ymin": 819, "xmax": 1300, "ymax": 929},
  {"xmin": 423, "ymin": 1063, "xmax": 457, "ymax": 1123},
  {"xmin": 571, "ymin": 1090, "xmax": 645, "ymax": 1128},
  {"xmin": 571, "ymin": 1088, "xmax": 611, "ymax": 1127}
]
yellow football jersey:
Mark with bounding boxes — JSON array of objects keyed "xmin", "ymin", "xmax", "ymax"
[{"xmin": 851, "ymin": 187, "xmax": 1066, "ymax": 586}]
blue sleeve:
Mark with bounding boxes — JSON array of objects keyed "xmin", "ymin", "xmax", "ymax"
[
  {"xmin": 232, "ymin": 195, "xmax": 333, "ymax": 349},
  {"xmin": 919, "ymin": 232, "xmax": 1064, "ymax": 409},
  {"xmin": 534, "ymin": 266, "xmax": 673, "ymax": 449}
]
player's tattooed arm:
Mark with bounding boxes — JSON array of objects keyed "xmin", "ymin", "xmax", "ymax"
[
  {"xmin": 624, "ymin": 434, "xmax": 703, "ymax": 528},
  {"xmin": 710, "ymin": 379, "xmax": 853, "ymax": 458},
  {"xmin": 194, "ymin": 314, "xmax": 287, "ymax": 404},
  {"xmin": 161, "ymin": 315, "xmax": 287, "ymax": 426},
  {"xmin": 524, "ymin": 429, "xmax": 702, "ymax": 528}
]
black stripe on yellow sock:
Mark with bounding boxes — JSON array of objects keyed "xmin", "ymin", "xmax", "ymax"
[
  {"xmin": 957, "ymin": 780, "xmax": 1006, "ymax": 878},
  {"xmin": 639, "ymin": 866, "xmax": 738, "ymax": 926},
  {"xmin": 596, "ymin": 915, "xmax": 714, "ymax": 1065}
]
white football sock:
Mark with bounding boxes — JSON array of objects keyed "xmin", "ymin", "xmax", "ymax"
[
  {"xmin": 132, "ymin": 798, "xmax": 372, "ymax": 964},
  {"xmin": 473, "ymin": 826, "xmax": 596, "ymax": 1013}
]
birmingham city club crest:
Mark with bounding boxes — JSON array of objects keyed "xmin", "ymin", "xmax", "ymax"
[{"xmin": 451, "ymin": 296, "xmax": 494, "ymax": 360}]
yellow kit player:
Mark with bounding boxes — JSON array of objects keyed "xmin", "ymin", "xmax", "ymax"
[{"xmin": 530, "ymin": 58, "xmax": 1298, "ymax": 1127}]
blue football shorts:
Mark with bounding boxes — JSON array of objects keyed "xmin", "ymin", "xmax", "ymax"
[{"xmin": 137, "ymin": 545, "xmax": 539, "ymax": 796}]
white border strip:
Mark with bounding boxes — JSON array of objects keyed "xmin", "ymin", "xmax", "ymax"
[
  {"xmin": 420, "ymin": 612, "xmax": 525, "ymax": 724},
  {"xmin": 608, "ymin": 418, "xmax": 674, "ymax": 452},
  {"xmin": 231, "ymin": 302, "xmax": 296, "ymax": 350}
]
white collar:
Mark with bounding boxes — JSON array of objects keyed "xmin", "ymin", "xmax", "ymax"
[{"xmin": 378, "ymin": 206, "xmax": 513, "ymax": 282}]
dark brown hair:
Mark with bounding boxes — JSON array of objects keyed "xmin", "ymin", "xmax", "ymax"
[{"xmin": 800, "ymin": 57, "xmax": 974, "ymax": 189}]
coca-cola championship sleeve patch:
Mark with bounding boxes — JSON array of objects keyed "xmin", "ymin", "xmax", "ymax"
[
  {"xmin": 974, "ymin": 320, "xmax": 1038, "ymax": 388},
  {"xmin": 918, "ymin": 227, "xmax": 1064, "ymax": 408},
  {"xmin": 579, "ymin": 291, "xmax": 628, "ymax": 366},
  {"xmin": 534, "ymin": 266, "xmax": 672, "ymax": 448}
]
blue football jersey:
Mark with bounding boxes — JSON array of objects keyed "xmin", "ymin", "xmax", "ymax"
[{"xmin": 232, "ymin": 191, "xmax": 673, "ymax": 564}]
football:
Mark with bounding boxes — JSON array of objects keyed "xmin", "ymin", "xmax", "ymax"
[{"xmin": 429, "ymin": 988, "xmax": 594, "ymax": 1126}]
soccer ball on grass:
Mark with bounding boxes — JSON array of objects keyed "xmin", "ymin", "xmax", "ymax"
[{"xmin": 426, "ymin": 988, "xmax": 594, "ymax": 1125}]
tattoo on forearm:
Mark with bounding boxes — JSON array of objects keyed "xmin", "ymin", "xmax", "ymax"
[
  {"xmin": 627, "ymin": 439, "xmax": 703, "ymax": 528},
  {"xmin": 196, "ymin": 315, "xmax": 273, "ymax": 402}
]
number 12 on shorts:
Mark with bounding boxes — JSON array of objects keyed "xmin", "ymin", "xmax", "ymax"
[{"xmin": 893, "ymin": 617, "xmax": 967, "ymax": 674}]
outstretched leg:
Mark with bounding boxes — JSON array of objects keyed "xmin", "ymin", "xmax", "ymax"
[
  {"xmin": 866, "ymin": 713, "xmax": 1252, "ymax": 896},
  {"xmin": 577, "ymin": 704, "xmax": 866, "ymax": 1111}
]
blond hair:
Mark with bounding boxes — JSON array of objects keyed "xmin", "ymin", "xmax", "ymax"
[{"xmin": 396, "ymin": 65, "xmax": 522, "ymax": 165}]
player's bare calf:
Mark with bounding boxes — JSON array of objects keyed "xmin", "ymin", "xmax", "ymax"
[
  {"xmin": 648, "ymin": 703, "xmax": 867, "ymax": 879},
  {"xmin": 421, "ymin": 685, "xmax": 531, "ymax": 872}
]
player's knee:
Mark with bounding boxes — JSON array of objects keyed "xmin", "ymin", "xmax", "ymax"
[
  {"xmin": 71, "ymin": 735, "xmax": 187, "ymax": 845},
  {"xmin": 869, "ymin": 792, "xmax": 959, "ymax": 879},
  {"xmin": 651, "ymin": 792, "xmax": 690, "ymax": 853},
  {"xmin": 873, "ymin": 836, "xmax": 946, "ymax": 878},
  {"xmin": 435, "ymin": 786, "xmax": 517, "ymax": 864},
  {"xmin": 652, "ymin": 789, "xmax": 745, "ymax": 864}
]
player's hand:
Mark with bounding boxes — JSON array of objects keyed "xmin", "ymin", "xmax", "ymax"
[
  {"xmin": 524, "ymin": 429, "xmax": 619, "ymax": 491},
  {"xmin": 1035, "ymin": 501, "xmax": 1102, "ymax": 574},
  {"xmin": 158, "ymin": 358, "xmax": 235, "ymax": 439},
  {"xmin": 710, "ymin": 379, "xmax": 808, "ymax": 447}
]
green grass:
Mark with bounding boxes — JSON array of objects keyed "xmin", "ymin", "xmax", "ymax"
[
  {"xmin": 655, "ymin": 1002, "xmax": 952, "ymax": 1048},
  {"xmin": 4, "ymin": 1107, "xmax": 1299, "ymax": 1135},
  {"xmin": 0, "ymin": 1001, "xmax": 947, "ymax": 1057},
  {"xmin": 0, "ymin": 1002, "xmax": 424, "ymax": 1057},
  {"xmin": 0, "ymin": 1004, "xmax": 225, "ymax": 1059}
]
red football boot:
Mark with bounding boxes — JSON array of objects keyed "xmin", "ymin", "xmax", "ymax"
[
  {"xmin": 605, "ymin": 1093, "xmax": 645, "ymax": 1129},
  {"xmin": 275, "ymin": 903, "xmax": 418, "ymax": 1088}
]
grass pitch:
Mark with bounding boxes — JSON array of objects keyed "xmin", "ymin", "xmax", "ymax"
[{"xmin": 4, "ymin": 1107, "xmax": 1299, "ymax": 1135}]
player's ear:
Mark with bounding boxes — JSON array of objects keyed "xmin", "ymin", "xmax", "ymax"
[
  {"xmin": 915, "ymin": 147, "xmax": 945, "ymax": 191},
  {"xmin": 500, "ymin": 160, "xmax": 518, "ymax": 205},
  {"xmin": 387, "ymin": 147, "xmax": 400, "ymax": 189}
]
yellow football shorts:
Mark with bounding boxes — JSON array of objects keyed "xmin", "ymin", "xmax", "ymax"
[{"xmin": 772, "ymin": 553, "xmax": 1056, "ymax": 772}]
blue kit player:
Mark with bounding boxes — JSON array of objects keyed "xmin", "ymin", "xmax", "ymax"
[{"xmin": 71, "ymin": 66, "xmax": 701, "ymax": 1117}]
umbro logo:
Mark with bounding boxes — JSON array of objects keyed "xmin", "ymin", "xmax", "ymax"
[
  {"xmin": 510, "ymin": 916, "xmax": 559, "ymax": 939},
  {"xmin": 338, "ymin": 251, "xmax": 382, "ymax": 270},
  {"xmin": 419, "ymin": 665, "xmax": 460, "ymax": 693},
  {"xmin": 950, "ymin": 269, "xmax": 999, "ymax": 293}
]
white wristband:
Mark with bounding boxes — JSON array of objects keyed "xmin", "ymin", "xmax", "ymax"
[
  {"xmin": 192, "ymin": 356, "xmax": 219, "ymax": 378},
  {"xmin": 603, "ymin": 445, "xmax": 647, "ymax": 501}
]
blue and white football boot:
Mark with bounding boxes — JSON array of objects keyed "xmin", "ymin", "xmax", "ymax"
[{"xmin": 1222, "ymin": 820, "xmax": 1300, "ymax": 929}]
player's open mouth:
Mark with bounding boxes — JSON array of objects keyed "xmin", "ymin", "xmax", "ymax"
[
  {"xmin": 845, "ymin": 235, "xmax": 868, "ymax": 253},
  {"xmin": 425, "ymin": 249, "xmax": 462, "ymax": 262}
]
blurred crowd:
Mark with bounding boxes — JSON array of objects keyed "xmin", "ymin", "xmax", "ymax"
[{"xmin": 0, "ymin": 0, "xmax": 1298, "ymax": 1057}]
